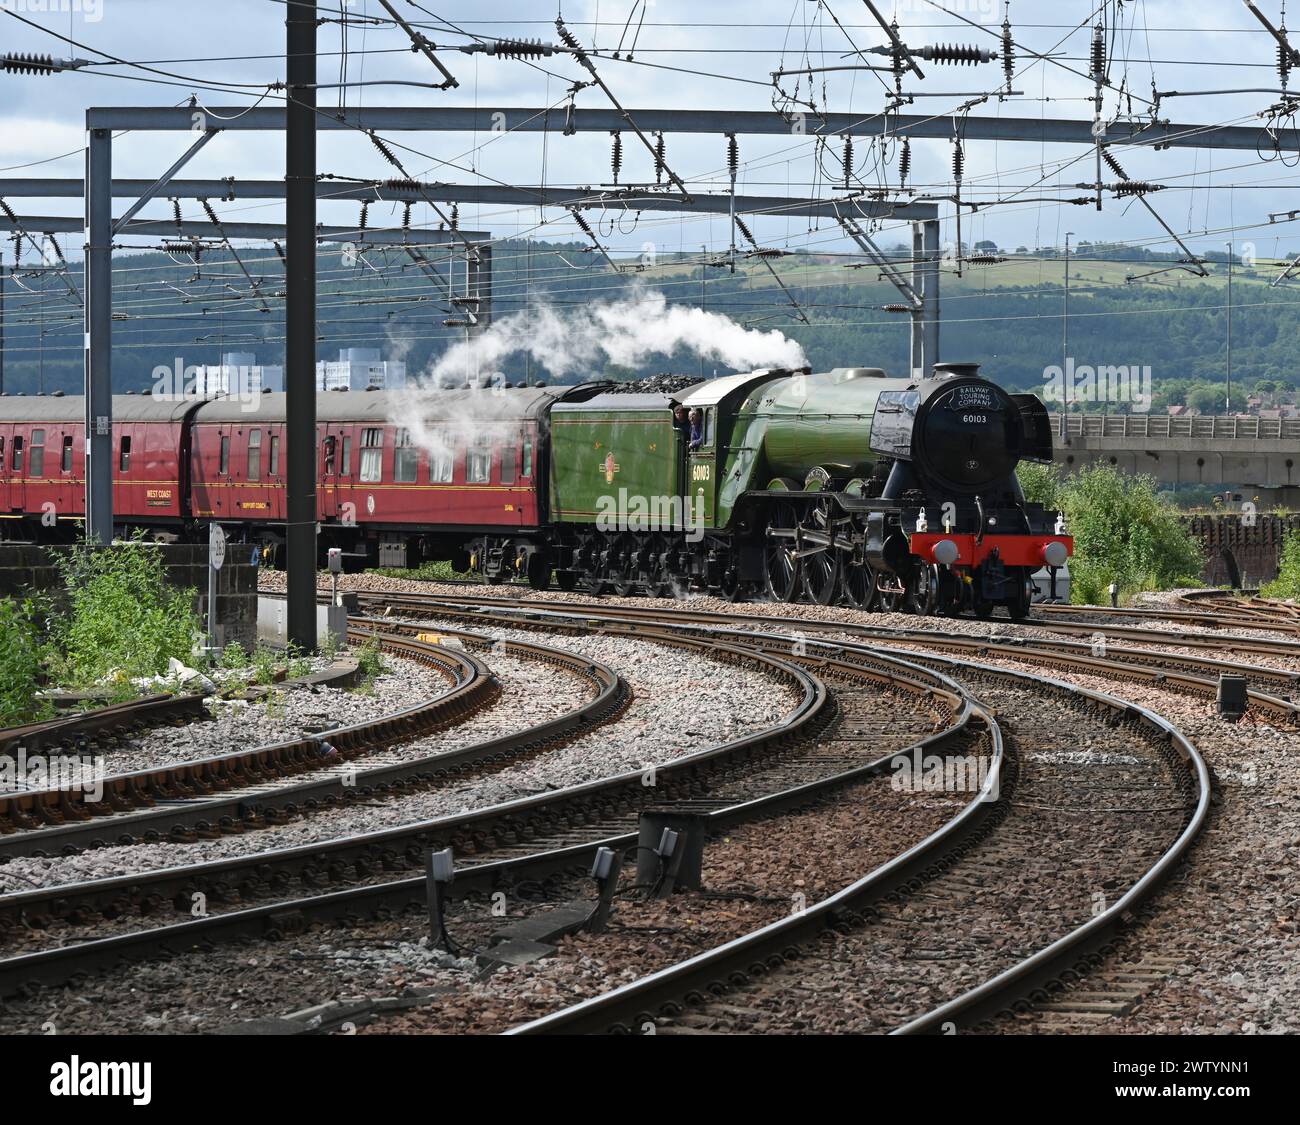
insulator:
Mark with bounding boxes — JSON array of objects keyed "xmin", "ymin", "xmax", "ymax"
[
  {"xmin": 1113, "ymin": 180, "xmax": 1161, "ymax": 197},
  {"xmin": 47, "ymin": 234, "xmax": 63, "ymax": 262},
  {"xmin": 842, "ymin": 135, "xmax": 854, "ymax": 189},
  {"xmin": 571, "ymin": 209, "xmax": 597, "ymax": 241},
  {"xmin": 0, "ymin": 199, "xmax": 16, "ymax": 224},
  {"xmin": 727, "ymin": 134, "xmax": 739, "ymax": 181},
  {"xmin": 734, "ymin": 215, "xmax": 756, "ymax": 245},
  {"xmin": 611, "ymin": 131, "xmax": 623, "ymax": 184},
  {"xmin": 1001, "ymin": 19, "xmax": 1015, "ymax": 86},
  {"xmin": 402, "ymin": 202, "xmax": 412, "ymax": 230},
  {"xmin": 359, "ymin": 201, "xmax": 370, "ymax": 232},
  {"xmin": 163, "ymin": 241, "xmax": 194, "ymax": 256},
  {"xmin": 882, "ymin": 303, "xmax": 912, "ymax": 313},
  {"xmin": 915, "ymin": 44, "xmax": 993, "ymax": 65},
  {"xmin": 484, "ymin": 38, "xmax": 553, "ymax": 59},
  {"xmin": 172, "ymin": 199, "xmax": 183, "ymax": 228},
  {"xmin": 382, "ymin": 177, "xmax": 423, "ymax": 193},
  {"xmin": 1090, "ymin": 24, "xmax": 1105, "ymax": 80},
  {"xmin": 967, "ymin": 253, "xmax": 1005, "ymax": 265},
  {"xmin": 952, "ymin": 138, "xmax": 964, "ymax": 184},
  {"xmin": 554, "ymin": 19, "xmax": 588, "ymax": 64},
  {"xmin": 274, "ymin": 241, "xmax": 286, "ymax": 262},
  {"xmin": 368, "ymin": 131, "xmax": 400, "ymax": 170},
  {"xmin": 654, "ymin": 132, "xmax": 666, "ymax": 185},
  {"xmin": 1102, "ymin": 149, "xmax": 1126, "ymax": 179},
  {"xmin": 201, "ymin": 200, "xmax": 219, "ymax": 226},
  {"xmin": 898, "ymin": 139, "xmax": 911, "ymax": 189},
  {"xmin": 1, "ymin": 53, "xmax": 57, "ymax": 75},
  {"xmin": 1281, "ymin": 37, "xmax": 1293, "ymax": 90},
  {"xmin": 450, "ymin": 203, "xmax": 459, "ymax": 230}
]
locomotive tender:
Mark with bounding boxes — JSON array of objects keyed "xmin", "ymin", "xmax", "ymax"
[{"xmin": 0, "ymin": 361, "xmax": 1071, "ymax": 617}]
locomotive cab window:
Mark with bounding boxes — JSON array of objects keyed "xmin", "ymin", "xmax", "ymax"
[
  {"xmin": 394, "ymin": 428, "xmax": 418, "ymax": 483},
  {"xmin": 247, "ymin": 430, "xmax": 262, "ymax": 481},
  {"xmin": 703, "ymin": 409, "xmax": 715, "ymax": 448},
  {"xmin": 118, "ymin": 436, "xmax": 131, "ymax": 473},
  {"xmin": 29, "ymin": 430, "xmax": 45, "ymax": 477},
  {"xmin": 467, "ymin": 433, "xmax": 492, "ymax": 484},
  {"xmin": 359, "ymin": 429, "xmax": 384, "ymax": 482},
  {"xmin": 11, "ymin": 436, "xmax": 23, "ymax": 473},
  {"xmin": 61, "ymin": 435, "xmax": 73, "ymax": 473}
]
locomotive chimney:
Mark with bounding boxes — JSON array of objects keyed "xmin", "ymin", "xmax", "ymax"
[{"xmin": 931, "ymin": 362, "xmax": 981, "ymax": 379}]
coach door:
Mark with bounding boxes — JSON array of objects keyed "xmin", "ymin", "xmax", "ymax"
[
  {"xmin": 8, "ymin": 428, "xmax": 27, "ymax": 513},
  {"xmin": 212, "ymin": 423, "xmax": 234, "ymax": 517},
  {"xmin": 0, "ymin": 426, "xmax": 9, "ymax": 513},
  {"xmin": 320, "ymin": 426, "xmax": 345, "ymax": 521}
]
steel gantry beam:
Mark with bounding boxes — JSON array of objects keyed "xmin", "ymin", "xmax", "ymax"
[
  {"xmin": 83, "ymin": 106, "xmax": 1300, "ymax": 153},
  {"xmin": 0, "ymin": 179, "xmax": 937, "ymax": 223},
  {"xmin": 1, "ymin": 213, "xmax": 487, "ymax": 243}
]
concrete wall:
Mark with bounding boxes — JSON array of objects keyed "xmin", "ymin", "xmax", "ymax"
[{"xmin": 0, "ymin": 542, "xmax": 258, "ymax": 651}]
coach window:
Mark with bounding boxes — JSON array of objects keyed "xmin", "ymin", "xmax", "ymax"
[
  {"xmin": 219, "ymin": 436, "xmax": 229, "ymax": 475},
  {"xmin": 323, "ymin": 435, "xmax": 337, "ymax": 476},
  {"xmin": 341, "ymin": 435, "xmax": 352, "ymax": 475},
  {"xmin": 429, "ymin": 429, "xmax": 453, "ymax": 483},
  {"xmin": 467, "ymin": 433, "xmax": 492, "ymax": 484},
  {"xmin": 521, "ymin": 436, "xmax": 533, "ymax": 479},
  {"xmin": 30, "ymin": 430, "xmax": 45, "ymax": 477},
  {"xmin": 11, "ymin": 436, "xmax": 22, "ymax": 473},
  {"xmin": 269, "ymin": 435, "xmax": 280, "ymax": 476},
  {"xmin": 118, "ymin": 436, "xmax": 130, "ymax": 473},
  {"xmin": 0, "ymin": 437, "xmax": 5, "ymax": 468},
  {"xmin": 247, "ymin": 429, "xmax": 262, "ymax": 481},
  {"xmin": 499, "ymin": 436, "xmax": 516, "ymax": 485},
  {"xmin": 394, "ymin": 428, "xmax": 418, "ymax": 483},
  {"xmin": 61, "ymin": 435, "xmax": 73, "ymax": 473},
  {"xmin": 360, "ymin": 428, "xmax": 384, "ymax": 482}
]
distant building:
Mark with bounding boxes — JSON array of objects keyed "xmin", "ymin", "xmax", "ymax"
[
  {"xmin": 316, "ymin": 348, "xmax": 407, "ymax": 392},
  {"xmin": 193, "ymin": 352, "xmax": 284, "ymax": 395}
]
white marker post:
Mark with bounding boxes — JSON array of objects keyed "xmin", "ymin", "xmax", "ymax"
[{"xmin": 208, "ymin": 523, "xmax": 226, "ymax": 656}]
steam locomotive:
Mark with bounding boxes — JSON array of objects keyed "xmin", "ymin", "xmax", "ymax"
[{"xmin": 0, "ymin": 361, "xmax": 1070, "ymax": 617}]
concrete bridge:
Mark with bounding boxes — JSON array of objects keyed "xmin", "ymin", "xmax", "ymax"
[{"xmin": 1049, "ymin": 413, "xmax": 1300, "ymax": 504}]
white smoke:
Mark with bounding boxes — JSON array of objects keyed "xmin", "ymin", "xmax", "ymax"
[{"xmin": 422, "ymin": 286, "xmax": 808, "ymax": 387}]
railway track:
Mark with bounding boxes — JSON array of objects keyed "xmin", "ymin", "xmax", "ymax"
[
  {"xmin": 355, "ymin": 591, "xmax": 1300, "ymax": 724},
  {"xmin": 0, "ymin": 628, "xmax": 498, "ymax": 851},
  {"xmin": 510, "ymin": 654, "xmax": 1208, "ymax": 1036},
  {"xmin": 0, "ymin": 627, "xmax": 970, "ymax": 1002},
  {"xmin": 0, "ymin": 694, "xmax": 211, "ymax": 761}
]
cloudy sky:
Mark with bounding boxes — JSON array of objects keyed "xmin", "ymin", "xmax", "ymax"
[{"xmin": 0, "ymin": 0, "xmax": 1296, "ymax": 262}]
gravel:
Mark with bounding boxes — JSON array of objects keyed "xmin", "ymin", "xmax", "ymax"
[
  {"xmin": 0, "ymin": 626, "xmax": 798, "ymax": 896},
  {"xmin": 0, "ymin": 773, "xmax": 968, "ymax": 1034}
]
